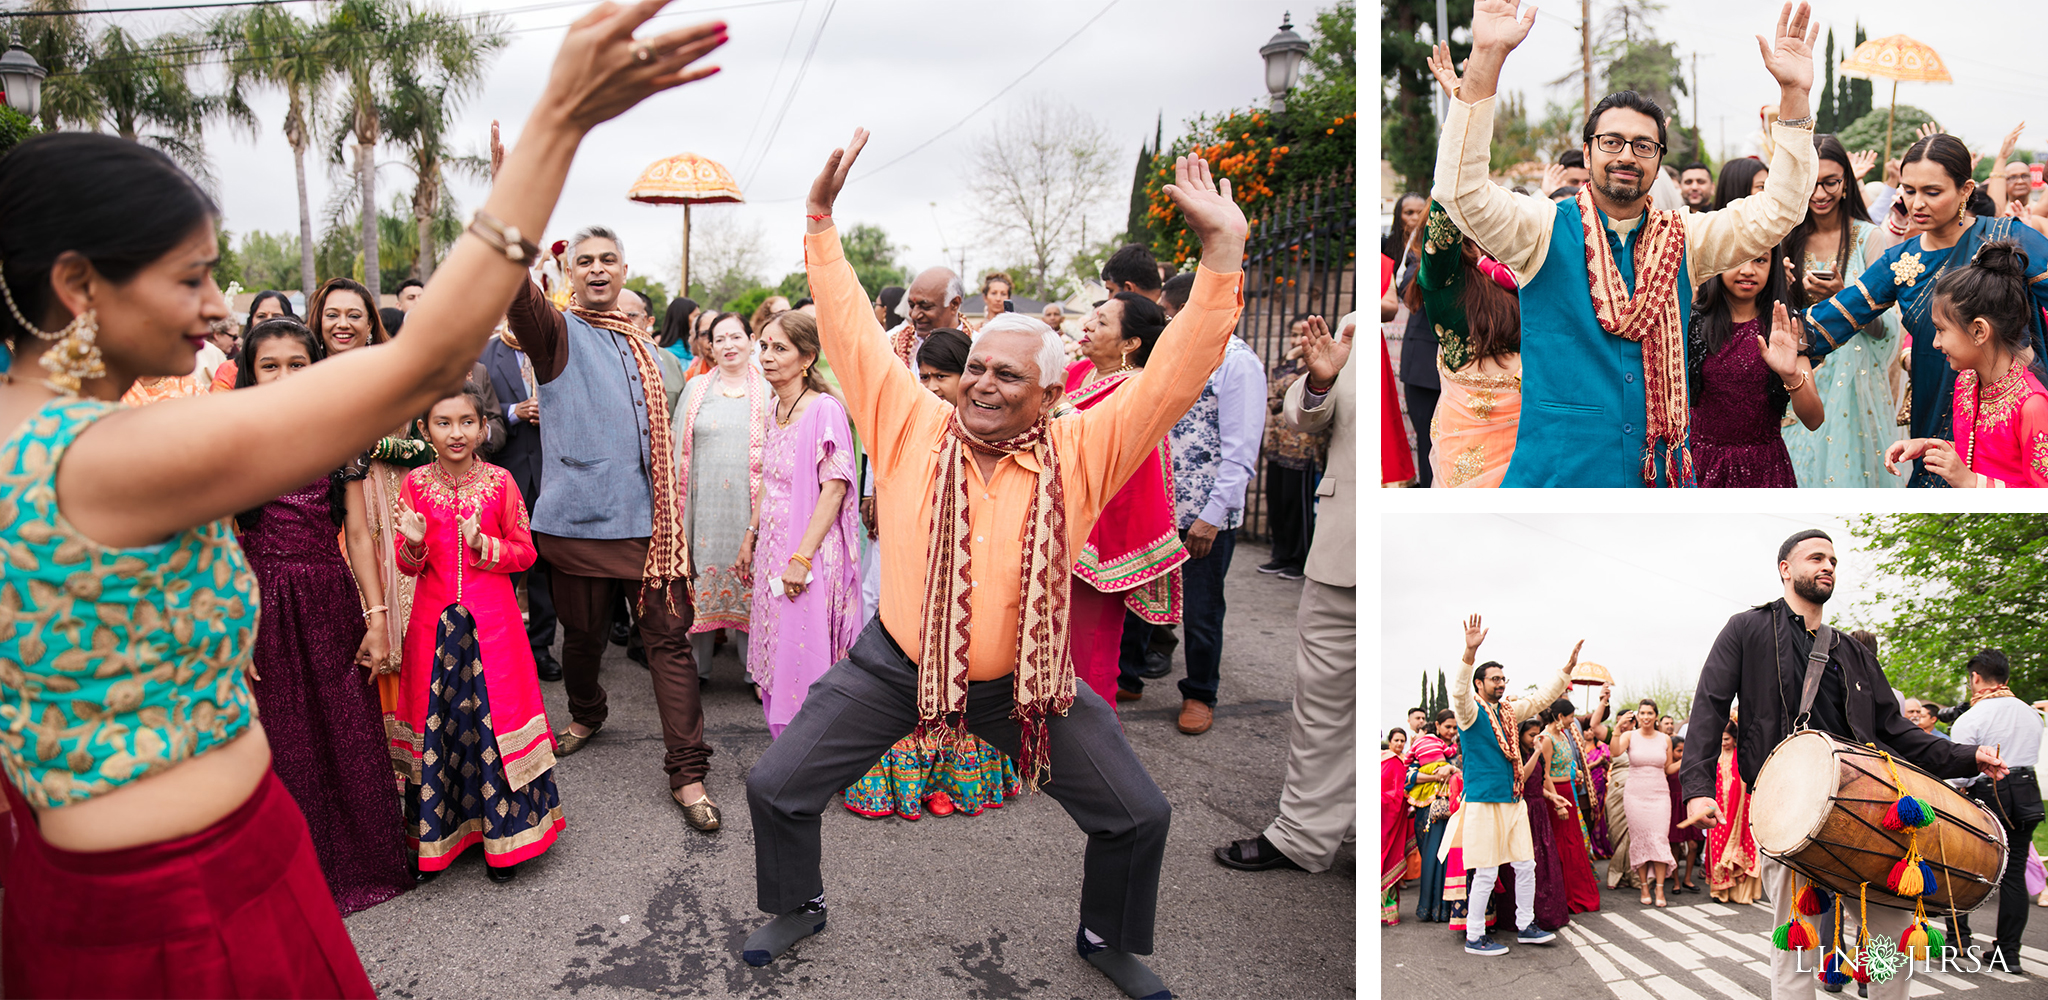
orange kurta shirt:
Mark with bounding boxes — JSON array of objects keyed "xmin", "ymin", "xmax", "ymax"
[{"xmin": 806, "ymin": 226, "xmax": 1243, "ymax": 680}]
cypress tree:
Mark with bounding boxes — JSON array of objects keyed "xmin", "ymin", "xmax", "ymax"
[{"xmin": 1817, "ymin": 29, "xmax": 1836, "ymax": 133}]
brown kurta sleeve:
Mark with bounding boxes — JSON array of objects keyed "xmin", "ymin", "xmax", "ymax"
[{"xmin": 508, "ymin": 277, "xmax": 569, "ymax": 383}]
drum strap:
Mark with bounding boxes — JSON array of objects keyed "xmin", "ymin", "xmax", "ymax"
[{"xmin": 1792, "ymin": 623, "xmax": 1835, "ymax": 732}]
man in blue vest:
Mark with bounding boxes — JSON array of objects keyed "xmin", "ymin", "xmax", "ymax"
[
  {"xmin": 1432, "ymin": 1, "xmax": 1820, "ymax": 485},
  {"xmin": 1451, "ymin": 613, "xmax": 1576, "ymax": 955},
  {"xmin": 505, "ymin": 224, "xmax": 719, "ymax": 832}
]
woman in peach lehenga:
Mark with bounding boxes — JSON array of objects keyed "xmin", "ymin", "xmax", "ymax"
[
  {"xmin": 1707, "ymin": 723, "xmax": 1762, "ymax": 904},
  {"xmin": 1414, "ymin": 201, "xmax": 1521, "ymax": 488}
]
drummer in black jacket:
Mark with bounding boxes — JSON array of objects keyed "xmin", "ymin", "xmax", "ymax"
[{"xmin": 1677, "ymin": 529, "xmax": 2007, "ymax": 1000}]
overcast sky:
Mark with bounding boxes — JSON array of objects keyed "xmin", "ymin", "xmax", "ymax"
[
  {"xmin": 1420, "ymin": 1, "xmax": 2046, "ymax": 164},
  {"xmin": 1375, "ymin": 513, "xmax": 1895, "ymax": 740},
  {"xmin": 113, "ymin": 0, "xmax": 1315, "ymax": 297}
]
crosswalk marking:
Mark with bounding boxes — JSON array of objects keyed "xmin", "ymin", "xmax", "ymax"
[
  {"xmin": 1568, "ymin": 931, "xmax": 1626, "ymax": 983},
  {"xmin": 1644, "ymin": 909, "xmax": 1702, "ymax": 937},
  {"xmin": 1694, "ymin": 902, "xmax": 1739, "ymax": 917},
  {"xmin": 1641, "ymin": 974, "xmax": 1709, "ymax": 1000},
  {"xmin": 1686, "ymin": 932, "xmax": 1744, "ymax": 962},
  {"xmin": 1916, "ymin": 970, "xmax": 1979, "ymax": 991},
  {"xmin": 1657, "ymin": 938, "xmax": 1709, "ymax": 971},
  {"xmin": 1606, "ymin": 979, "xmax": 1659, "ymax": 1000},
  {"xmin": 1721, "ymin": 929, "xmax": 1775, "ymax": 957},
  {"xmin": 1909, "ymin": 979, "xmax": 1941, "ymax": 997},
  {"xmin": 1603, "ymin": 912, "xmax": 1655, "ymax": 940},
  {"xmin": 1691, "ymin": 968, "xmax": 1761, "ymax": 1000},
  {"xmin": 1598, "ymin": 940, "xmax": 1653, "ymax": 978},
  {"xmin": 1672, "ymin": 906, "xmax": 1726, "ymax": 931},
  {"xmin": 2023, "ymin": 944, "xmax": 2048, "ymax": 966},
  {"xmin": 1575, "ymin": 921, "xmax": 1611, "ymax": 945}
]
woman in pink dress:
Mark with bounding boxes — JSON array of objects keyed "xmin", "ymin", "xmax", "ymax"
[
  {"xmin": 396, "ymin": 390, "xmax": 563, "ymax": 883},
  {"xmin": 744, "ymin": 310, "xmax": 861, "ymax": 736},
  {"xmin": 1614, "ymin": 704, "xmax": 1675, "ymax": 907},
  {"xmin": 1063, "ymin": 296, "xmax": 1188, "ymax": 707},
  {"xmin": 1887, "ymin": 239, "xmax": 2048, "ymax": 487}
]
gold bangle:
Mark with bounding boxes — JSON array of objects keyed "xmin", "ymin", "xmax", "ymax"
[
  {"xmin": 789, "ymin": 552, "xmax": 812, "ymax": 571},
  {"xmin": 1782, "ymin": 370, "xmax": 1809, "ymax": 393},
  {"xmin": 468, "ymin": 209, "xmax": 541, "ymax": 267}
]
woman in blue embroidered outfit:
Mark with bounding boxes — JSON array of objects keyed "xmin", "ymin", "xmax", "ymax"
[
  {"xmin": 1803, "ymin": 131, "xmax": 2048, "ymax": 486},
  {"xmin": 0, "ymin": 8, "xmax": 729, "ymax": 996},
  {"xmin": 1777, "ymin": 134, "xmax": 1903, "ymax": 486}
]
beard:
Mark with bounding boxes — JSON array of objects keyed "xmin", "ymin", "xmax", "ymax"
[{"xmin": 1793, "ymin": 573, "xmax": 1834, "ymax": 605}]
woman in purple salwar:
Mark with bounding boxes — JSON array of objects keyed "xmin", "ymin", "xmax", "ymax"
[{"xmin": 744, "ymin": 310, "xmax": 862, "ymax": 736}]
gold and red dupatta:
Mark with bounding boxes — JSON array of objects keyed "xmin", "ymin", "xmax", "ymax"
[{"xmin": 1575, "ymin": 188, "xmax": 1695, "ymax": 486}]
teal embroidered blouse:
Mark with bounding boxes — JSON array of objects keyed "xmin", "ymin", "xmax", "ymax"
[{"xmin": 0, "ymin": 398, "xmax": 260, "ymax": 808}]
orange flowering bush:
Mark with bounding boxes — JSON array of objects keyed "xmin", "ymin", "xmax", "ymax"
[{"xmin": 1141, "ymin": 106, "xmax": 1357, "ymax": 270}]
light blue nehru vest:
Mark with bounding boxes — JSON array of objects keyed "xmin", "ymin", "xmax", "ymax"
[
  {"xmin": 533, "ymin": 310, "xmax": 656, "ymax": 539},
  {"xmin": 1500, "ymin": 200, "xmax": 1696, "ymax": 487}
]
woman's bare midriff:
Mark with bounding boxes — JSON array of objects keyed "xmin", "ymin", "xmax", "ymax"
[{"xmin": 30, "ymin": 720, "xmax": 272, "ymax": 853}]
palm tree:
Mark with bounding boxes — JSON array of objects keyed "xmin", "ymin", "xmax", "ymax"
[
  {"xmin": 211, "ymin": 5, "xmax": 332, "ymax": 295},
  {"xmin": 14, "ymin": 0, "xmax": 100, "ymax": 134},
  {"xmin": 325, "ymin": 0, "xmax": 501, "ymax": 297},
  {"xmin": 382, "ymin": 69, "xmax": 490, "ymax": 281},
  {"xmin": 82, "ymin": 24, "xmax": 250, "ymax": 187}
]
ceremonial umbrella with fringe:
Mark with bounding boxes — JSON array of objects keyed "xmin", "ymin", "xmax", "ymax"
[
  {"xmin": 627, "ymin": 153, "xmax": 744, "ymax": 301},
  {"xmin": 1836, "ymin": 34, "xmax": 1952, "ymax": 165}
]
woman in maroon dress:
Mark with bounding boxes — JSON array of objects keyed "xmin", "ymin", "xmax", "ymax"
[
  {"xmin": 1493, "ymin": 718, "xmax": 1571, "ymax": 932},
  {"xmin": 234, "ymin": 320, "xmax": 412, "ymax": 913},
  {"xmin": 1686, "ymin": 252, "xmax": 1825, "ymax": 486}
]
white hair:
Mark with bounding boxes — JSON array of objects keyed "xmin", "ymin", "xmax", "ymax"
[
  {"xmin": 568, "ymin": 225, "xmax": 625, "ymax": 263},
  {"xmin": 973, "ymin": 313, "xmax": 1066, "ymax": 387}
]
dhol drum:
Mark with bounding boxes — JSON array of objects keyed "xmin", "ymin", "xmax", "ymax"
[{"xmin": 1750, "ymin": 731, "xmax": 2005, "ymax": 915}]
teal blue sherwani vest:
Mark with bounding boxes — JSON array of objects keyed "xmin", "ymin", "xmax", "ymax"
[
  {"xmin": 1501, "ymin": 200, "xmax": 1694, "ymax": 487},
  {"xmin": 1460, "ymin": 702, "xmax": 1518, "ymax": 804}
]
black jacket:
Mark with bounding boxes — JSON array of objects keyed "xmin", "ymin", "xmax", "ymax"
[
  {"xmin": 481, "ymin": 336, "xmax": 541, "ymax": 509},
  {"xmin": 1680, "ymin": 599, "xmax": 1980, "ymax": 804}
]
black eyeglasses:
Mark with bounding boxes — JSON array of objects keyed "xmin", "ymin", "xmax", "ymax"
[
  {"xmin": 1815, "ymin": 177, "xmax": 1845, "ymax": 193},
  {"xmin": 1591, "ymin": 133, "xmax": 1666, "ymax": 159}
]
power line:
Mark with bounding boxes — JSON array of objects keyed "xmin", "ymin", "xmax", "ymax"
[
  {"xmin": 729, "ymin": 0, "xmax": 806, "ymax": 181},
  {"xmin": 0, "ymin": 0, "xmax": 319, "ymax": 17},
  {"xmin": 852, "ymin": 0, "xmax": 1119, "ymax": 182},
  {"xmin": 737, "ymin": 0, "xmax": 832, "ymax": 192}
]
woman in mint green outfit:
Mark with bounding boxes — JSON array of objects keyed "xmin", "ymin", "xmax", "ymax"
[{"xmin": 1778, "ymin": 134, "xmax": 1905, "ymax": 486}]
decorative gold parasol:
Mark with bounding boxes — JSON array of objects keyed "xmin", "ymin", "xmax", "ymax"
[
  {"xmin": 1569, "ymin": 660, "xmax": 1614, "ymax": 687},
  {"xmin": 627, "ymin": 152, "xmax": 744, "ymax": 301},
  {"xmin": 1836, "ymin": 34, "xmax": 1953, "ymax": 165}
]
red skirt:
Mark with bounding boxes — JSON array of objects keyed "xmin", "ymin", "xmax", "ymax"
[
  {"xmin": 1551, "ymin": 778, "xmax": 1604, "ymax": 914},
  {"xmin": 1, "ymin": 770, "xmax": 375, "ymax": 999}
]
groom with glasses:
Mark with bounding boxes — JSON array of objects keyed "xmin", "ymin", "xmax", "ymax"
[{"xmin": 1429, "ymin": 1, "xmax": 1821, "ymax": 486}]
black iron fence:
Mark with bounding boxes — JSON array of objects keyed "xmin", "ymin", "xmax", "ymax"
[{"xmin": 1233, "ymin": 166, "xmax": 1356, "ymax": 543}]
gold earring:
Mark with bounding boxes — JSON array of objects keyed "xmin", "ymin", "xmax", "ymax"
[{"xmin": 0, "ymin": 261, "xmax": 104, "ymax": 396}]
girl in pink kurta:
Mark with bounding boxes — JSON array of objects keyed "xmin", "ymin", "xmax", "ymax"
[
  {"xmin": 396, "ymin": 391, "xmax": 564, "ymax": 882},
  {"xmin": 747, "ymin": 311, "xmax": 863, "ymax": 737},
  {"xmin": 1888, "ymin": 239, "xmax": 2048, "ymax": 487}
]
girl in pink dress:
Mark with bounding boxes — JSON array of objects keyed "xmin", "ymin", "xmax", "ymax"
[
  {"xmin": 396, "ymin": 390, "xmax": 564, "ymax": 883},
  {"xmin": 1886, "ymin": 239, "xmax": 2048, "ymax": 486}
]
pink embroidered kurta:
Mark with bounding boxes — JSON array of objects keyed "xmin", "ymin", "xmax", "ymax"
[
  {"xmin": 749, "ymin": 394, "xmax": 862, "ymax": 736},
  {"xmin": 395, "ymin": 463, "xmax": 556, "ymax": 791},
  {"xmin": 1951, "ymin": 363, "xmax": 2048, "ymax": 487}
]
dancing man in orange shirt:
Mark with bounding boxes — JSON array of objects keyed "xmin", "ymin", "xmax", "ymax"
[{"xmin": 738, "ymin": 131, "xmax": 1247, "ymax": 1000}]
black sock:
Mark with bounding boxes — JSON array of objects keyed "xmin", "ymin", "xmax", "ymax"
[
  {"xmin": 1076, "ymin": 926, "xmax": 1171, "ymax": 999},
  {"xmin": 743, "ymin": 898, "xmax": 827, "ymax": 967}
]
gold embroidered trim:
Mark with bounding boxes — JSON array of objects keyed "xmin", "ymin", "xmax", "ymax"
[
  {"xmin": 1436, "ymin": 355, "xmax": 1523, "ymax": 391},
  {"xmin": 1974, "ymin": 363, "xmax": 2032, "ymax": 430},
  {"xmin": 496, "ymin": 713, "xmax": 556, "ymax": 791},
  {"xmin": 1447, "ymin": 444, "xmax": 1486, "ymax": 487},
  {"xmin": 415, "ymin": 803, "xmax": 565, "ymax": 860},
  {"xmin": 1851, "ymin": 277, "xmax": 1879, "ymax": 312}
]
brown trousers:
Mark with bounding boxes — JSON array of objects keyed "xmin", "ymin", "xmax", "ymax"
[{"xmin": 552, "ymin": 571, "xmax": 710, "ymax": 788}]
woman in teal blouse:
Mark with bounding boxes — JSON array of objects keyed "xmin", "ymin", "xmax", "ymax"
[
  {"xmin": 0, "ymin": 12, "xmax": 729, "ymax": 997},
  {"xmin": 1804, "ymin": 133, "xmax": 2048, "ymax": 486}
]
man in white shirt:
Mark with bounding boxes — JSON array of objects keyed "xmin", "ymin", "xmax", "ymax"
[{"xmin": 1947, "ymin": 649, "xmax": 2045, "ymax": 973}]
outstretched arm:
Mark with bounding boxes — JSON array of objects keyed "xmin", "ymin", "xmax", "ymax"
[
  {"xmin": 1430, "ymin": 0, "xmax": 1555, "ymax": 282},
  {"xmin": 1683, "ymin": 3, "xmax": 1819, "ymax": 279},
  {"xmin": 57, "ymin": 3, "xmax": 730, "ymax": 549}
]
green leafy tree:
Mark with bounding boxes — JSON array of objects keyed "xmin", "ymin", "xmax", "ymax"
[
  {"xmin": 1435, "ymin": 670, "xmax": 1449, "ymax": 718},
  {"xmin": 1837, "ymin": 104, "xmax": 1935, "ymax": 160},
  {"xmin": 1842, "ymin": 22, "xmax": 1872, "ymax": 125},
  {"xmin": 625, "ymin": 275, "xmax": 672, "ymax": 312},
  {"xmin": 212, "ymin": 4, "xmax": 333, "ymax": 296},
  {"xmin": 237, "ymin": 230, "xmax": 305, "ymax": 291},
  {"xmin": 383, "ymin": 52, "xmax": 502, "ymax": 281},
  {"xmin": 724, "ymin": 285, "xmax": 776, "ymax": 319},
  {"xmin": 15, "ymin": 0, "xmax": 99, "ymax": 134},
  {"xmin": 214, "ymin": 229, "xmax": 244, "ymax": 290},
  {"xmin": 1816, "ymin": 28, "xmax": 1837, "ymax": 134},
  {"xmin": 773, "ymin": 271, "xmax": 809, "ymax": 303},
  {"xmin": 1488, "ymin": 92, "xmax": 1542, "ymax": 173},
  {"xmin": 0, "ymin": 104, "xmax": 38, "ymax": 155},
  {"xmin": 839, "ymin": 223, "xmax": 911, "ymax": 296},
  {"xmin": 327, "ymin": 0, "xmax": 499, "ymax": 297},
  {"xmin": 1381, "ymin": 0, "xmax": 1469, "ymax": 194},
  {"xmin": 1126, "ymin": 113, "xmax": 1162, "ymax": 247},
  {"xmin": 84, "ymin": 25, "xmax": 249, "ymax": 185},
  {"xmin": 1843, "ymin": 514, "xmax": 2048, "ymax": 703}
]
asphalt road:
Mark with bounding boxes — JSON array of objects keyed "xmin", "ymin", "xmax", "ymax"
[
  {"xmin": 1381, "ymin": 867, "xmax": 2048, "ymax": 1000},
  {"xmin": 343, "ymin": 541, "xmax": 1356, "ymax": 1000}
]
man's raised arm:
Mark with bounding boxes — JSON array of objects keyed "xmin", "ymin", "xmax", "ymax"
[
  {"xmin": 802, "ymin": 130, "xmax": 947, "ymax": 471},
  {"xmin": 1429, "ymin": 1, "xmax": 1555, "ymax": 283},
  {"xmin": 1683, "ymin": 3, "xmax": 1820, "ymax": 280}
]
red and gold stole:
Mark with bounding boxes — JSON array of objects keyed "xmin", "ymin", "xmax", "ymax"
[
  {"xmin": 1575, "ymin": 188, "xmax": 1694, "ymax": 486},
  {"xmin": 1480, "ymin": 699, "xmax": 1523, "ymax": 800},
  {"xmin": 568, "ymin": 306, "xmax": 690, "ymax": 611},
  {"xmin": 915, "ymin": 412, "xmax": 1073, "ymax": 790},
  {"xmin": 891, "ymin": 323, "xmax": 918, "ymax": 369}
]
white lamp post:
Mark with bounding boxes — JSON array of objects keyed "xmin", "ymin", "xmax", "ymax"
[
  {"xmin": 1, "ymin": 42, "xmax": 46, "ymax": 120},
  {"xmin": 1260, "ymin": 13, "xmax": 1311, "ymax": 112}
]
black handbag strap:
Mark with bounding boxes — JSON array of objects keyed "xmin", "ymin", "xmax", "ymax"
[{"xmin": 1793, "ymin": 622, "xmax": 1834, "ymax": 732}]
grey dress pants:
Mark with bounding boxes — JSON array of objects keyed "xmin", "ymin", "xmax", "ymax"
[{"xmin": 746, "ymin": 618, "xmax": 1172, "ymax": 953}]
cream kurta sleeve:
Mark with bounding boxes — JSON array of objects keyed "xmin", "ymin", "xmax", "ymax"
[
  {"xmin": 1431, "ymin": 95, "xmax": 1559, "ymax": 284},
  {"xmin": 1452, "ymin": 655, "xmax": 1479, "ymax": 729},
  {"xmin": 1681, "ymin": 123, "xmax": 1819, "ymax": 284},
  {"xmin": 1507, "ymin": 666, "xmax": 1573, "ymax": 726}
]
